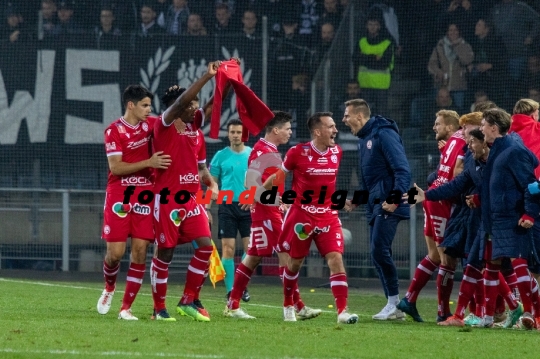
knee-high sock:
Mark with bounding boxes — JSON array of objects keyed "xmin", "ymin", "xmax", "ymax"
[
  {"xmin": 437, "ymin": 265, "xmax": 455, "ymax": 317},
  {"xmin": 484, "ymin": 262, "xmax": 501, "ymax": 317},
  {"xmin": 181, "ymin": 246, "xmax": 213, "ymax": 305},
  {"xmin": 103, "ymin": 260, "xmax": 120, "ymax": 292},
  {"xmin": 228, "ymin": 263, "xmax": 253, "ymax": 310},
  {"xmin": 280, "ymin": 266, "xmax": 305, "ymax": 311},
  {"xmin": 330, "ymin": 273, "xmax": 348, "ymax": 314},
  {"xmin": 497, "ymin": 271, "xmax": 518, "ymax": 311},
  {"xmin": 283, "ymin": 267, "xmax": 299, "ymax": 307},
  {"xmin": 151, "ymin": 257, "xmax": 170, "ymax": 312},
  {"xmin": 121, "ymin": 262, "xmax": 145, "ymax": 311},
  {"xmin": 222, "ymin": 258, "xmax": 235, "ymax": 293},
  {"xmin": 455, "ymin": 265, "xmax": 481, "ymax": 319},
  {"xmin": 512, "ymin": 258, "xmax": 533, "ymax": 313},
  {"xmin": 406, "ymin": 255, "xmax": 438, "ymax": 303},
  {"xmin": 474, "ymin": 273, "xmax": 485, "ymax": 318}
]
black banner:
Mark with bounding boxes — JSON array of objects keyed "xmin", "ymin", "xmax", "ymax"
[{"xmin": 0, "ymin": 35, "xmax": 263, "ymax": 189}]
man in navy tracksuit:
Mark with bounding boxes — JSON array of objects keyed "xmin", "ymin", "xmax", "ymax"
[{"xmin": 343, "ymin": 99, "xmax": 411, "ymax": 320}]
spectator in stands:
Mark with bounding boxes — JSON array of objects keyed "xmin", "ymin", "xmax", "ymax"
[
  {"xmin": 93, "ymin": 6, "xmax": 122, "ymax": 49},
  {"xmin": 526, "ymin": 54, "xmax": 540, "ymax": 93},
  {"xmin": 158, "ymin": 0, "xmax": 190, "ymax": 36},
  {"xmin": 298, "ymin": 0, "xmax": 322, "ymax": 47},
  {"xmin": 134, "ymin": 3, "xmax": 164, "ymax": 37},
  {"xmin": 240, "ymin": 9, "xmax": 259, "ymax": 40},
  {"xmin": 289, "ymin": 73, "xmax": 311, "ymax": 139},
  {"xmin": 468, "ymin": 18, "xmax": 506, "ymax": 106},
  {"xmin": 428, "ymin": 23, "xmax": 473, "ymax": 113},
  {"xmin": 491, "ymin": 0, "xmax": 540, "ymax": 97},
  {"xmin": 186, "ymin": 13, "xmax": 207, "ymax": 36},
  {"xmin": 368, "ymin": 1, "xmax": 400, "ymax": 53},
  {"xmin": 213, "ymin": 3, "xmax": 239, "ymax": 35},
  {"xmin": 529, "ymin": 86, "xmax": 540, "ymax": 103},
  {"xmin": 410, "ymin": 87, "xmax": 459, "ymax": 138},
  {"xmin": 312, "ymin": 22, "xmax": 335, "ymax": 70},
  {"xmin": 1, "ymin": 4, "xmax": 31, "ymax": 44},
  {"xmin": 39, "ymin": 0, "xmax": 57, "ymax": 39},
  {"xmin": 321, "ymin": 0, "xmax": 342, "ymax": 29},
  {"xmin": 354, "ymin": 16, "xmax": 394, "ymax": 116},
  {"xmin": 469, "ymin": 90, "xmax": 489, "ymax": 112},
  {"xmin": 52, "ymin": 1, "xmax": 85, "ymax": 36},
  {"xmin": 438, "ymin": 0, "xmax": 477, "ymax": 43},
  {"xmin": 269, "ymin": 14, "xmax": 311, "ymax": 111}
]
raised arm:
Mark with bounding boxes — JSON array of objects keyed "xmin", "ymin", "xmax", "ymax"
[{"xmin": 162, "ymin": 61, "xmax": 221, "ymax": 125}]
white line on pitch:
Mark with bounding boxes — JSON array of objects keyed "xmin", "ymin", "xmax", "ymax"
[{"xmin": 0, "ymin": 348, "xmax": 222, "ymax": 358}]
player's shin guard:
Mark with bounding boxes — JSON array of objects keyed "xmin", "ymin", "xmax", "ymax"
[
  {"xmin": 437, "ymin": 265, "xmax": 455, "ymax": 317},
  {"xmin": 151, "ymin": 258, "xmax": 170, "ymax": 312},
  {"xmin": 484, "ymin": 262, "xmax": 501, "ymax": 316},
  {"xmin": 330, "ymin": 273, "xmax": 348, "ymax": 315},
  {"xmin": 228, "ymin": 263, "xmax": 253, "ymax": 310},
  {"xmin": 406, "ymin": 255, "xmax": 438, "ymax": 303},
  {"xmin": 181, "ymin": 246, "xmax": 213, "ymax": 305},
  {"xmin": 283, "ymin": 267, "xmax": 299, "ymax": 307},
  {"xmin": 512, "ymin": 258, "xmax": 533, "ymax": 313},
  {"xmin": 121, "ymin": 262, "xmax": 145, "ymax": 311},
  {"xmin": 455, "ymin": 265, "xmax": 481, "ymax": 319},
  {"xmin": 103, "ymin": 261, "xmax": 120, "ymax": 292}
]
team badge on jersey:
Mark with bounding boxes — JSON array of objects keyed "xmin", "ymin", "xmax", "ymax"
[
  {"xmin": 301, "ymin": 146, "xmax": 311, "ymax": 156},
  {"xmin": 367, "ymin": 140, "xmax": 372, "ymax": 149},
  {"xmin": 331, "ymin": 155, "xmax": 337, "ymax": 163},
  {"xmin": 142, "ymin": 122, "xmax": 148, "ymax": 132}
]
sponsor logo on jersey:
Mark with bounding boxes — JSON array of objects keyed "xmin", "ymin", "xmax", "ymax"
[
  {"xmin": 305, "ymin": 168, "xmax": 337, "ymax": 174},
  {"xmin": 317, "ymin": 157, "xmax": 328, "ymax": 165},
  {"xmin": 301, "ymin": 205, "xmax": 331, "ymax": 214},
  {"xmin": 112, "ymin": 202, "xmax": 131, "ymax": 217},
  {"xmin": 126, "ymin": 137, "xmax": 149, "ymax": 149},
  {"xmin": 121, "ymin": 176, "xmax": 151, "ymax": 185},
  {"xmin": 169, "ymin": 206, "xmax": 201, "ymax": 226},
  {"xmin": 301, "ymin": 146, "xmax": 311, "ymax": 156},
  {"xmin": 330, "ymin": 147, "xmax": 339, "ymax": 154},
  {"xmin": 117, "ymin": 124, "xmax": 126, "ymax": 133},
  {"xmin": 179, "ymin": 173, "xmax": 199, "ymax": 184},
  {"xmin": 308, "ymin": 156, "xmax": 313, "ymax": 162},
  {"xmin": 133, "ymin": 203, "xmax": 151, "ymax": 215},
  {"xmin": 106, "ymin": 142, "xmax": 116, "ymax": 151},
  {"xmin": 294, "ymin": 223, "xmax": 330, "ymax": 240},
  {"xmin": 106, "ymin": 129, "xmax": 112, "ymax": 136}
]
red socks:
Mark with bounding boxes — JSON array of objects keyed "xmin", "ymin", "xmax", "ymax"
[
  {"xmin": 103, "ymin": 260, "xmax": 120, "ymax": 292},
  {"xmin": 283, "ymin": 267, "xmax": 299, "ymax": 307},
  {"xmin": 512, "ymin": 258, "xmax": 533, "ymax": 313},
  {"xmin": 406, "ymin": 255, "xmax": 438, "ymax": 303},
  {"xmin": 228, "ymin": 263, "xmax": 253, "ymax": 310},
  {"xmin": 151, "ymin": 257, "xmax": 170, "ymax": 312},
  {"xmin": 121, "ymin": 262, "xmax": 145, "ymax": 311},
  {"xmin": 330, "ymin": 273, "xmax": 348, "ymax": 314},
  {"xmin": 483, "ymin": 262, "xmax": 501, "ymax": 316},
  {"xmin": 455, "ymin": 265, "xmax": 481, "ymax": 319},
  {"xmin": 181, "ymin": 246, "xmax": 212, "ymax": 305},
  {"xmin": 437, "ymin": 265, "xmax": 455, "ymax": 317}
]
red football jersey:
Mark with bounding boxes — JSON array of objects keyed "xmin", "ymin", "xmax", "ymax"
[
  {"xmin": 104, "ymin": 116, "xmax": 155, "ymax": 192},
  {"xmin": 248, "ymin": 138, "xmax": 284, "ymax": 222},
  {"xmin": 153, "ymin": 113, "xmax": 206, "ymax": 194},
  {"xmin": 282, "ymin": 141, "xmax": 342, "ymax": 209},
  {"xmin": 431, "ymin": 129, "xmax": 466, "ymax": 188}
]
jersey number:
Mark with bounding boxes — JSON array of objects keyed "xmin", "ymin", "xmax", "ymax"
[{"xmin": 443, "ymin": 140, "xmax": 456, "ymax": 164}]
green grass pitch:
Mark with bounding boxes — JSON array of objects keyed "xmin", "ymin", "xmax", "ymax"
[{"xmin": 1, "ymin": 277, "xmax": 539, "ymax": 359}]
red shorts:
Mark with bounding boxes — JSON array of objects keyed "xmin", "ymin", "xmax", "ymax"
[
  {"xmin": 153, "ymin": 193, "xmax": 211, "ymax": 248},
  {"xmin": 102, "ymin": 189, "xmax": 154, "ymax": 242},
  {"xmin": 423, "ymin": 199, "xmax": 453, "ymax": 244},
  {"xmin": 280, "ymin": 205, "xmax": 344, "ymax": 259},
  {"xmin": 247, "ymin": 218, "xmax": 284, "ymax": 257}
]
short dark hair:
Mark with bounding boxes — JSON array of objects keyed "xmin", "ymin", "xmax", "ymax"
[
  {"xmin": 344, "ymin": 98, "xmax": 370, "ymax": 118},
  {"xmin": 266, "ymin": 111, "xmax": 292, "ymax": 133},
  {"xmin": 161, "ymin": 85, "xmax": 187, "ymax": 108},
  {"xmin": 227, "ymin": 119, "xmax": 243, "ymax": 130},
  {"xmin": 483, "ymin": 108, "xmax": 511, "ymax": 135},
  {"xmin": 473, "ymin": 100, "xmax": 497, "ymax": 112},
  {"xmin": 307, "ymin": 112, "xmax": 333, "ymax": 133},
  {"xmin": 122, "ymin": 85, "xmax": 153, "ymax": 108},
  {"xmin": 469, "ymin": 128, "xmax": 484, "ymax": 142}
]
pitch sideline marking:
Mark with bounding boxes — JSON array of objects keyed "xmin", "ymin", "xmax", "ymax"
[
  {"xmin": 0, "ymin": 277, "xmax": 373, "ymax": 316},
  {"xmin": 0, "ymin": 348, "xmax": 222, "ymax": 358}
]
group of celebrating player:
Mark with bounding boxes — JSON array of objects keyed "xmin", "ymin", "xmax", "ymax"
[
  {"xmin": 95, "ymin": 56, "xmax": 540, "ymax": 330},
  {"xmin": 97, "ymin": 59, "xmax": 358, "ymax": 324}
]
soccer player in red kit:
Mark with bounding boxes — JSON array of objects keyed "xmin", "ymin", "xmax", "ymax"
[
  {"xmin": 150, "ymin": 60, "xmax": 221, "ymax": 321},
  {"xmin": 98, "ymin": 85, "xmax": 171, "ymax": 320},
  {"xmin": 224, "ymin": 111, "xmax": 322, "ymax": 320},
  {"xmin": 264, "ymin": 112, "xmax": 358, "ymax": 324},
  {"xmin": 398, "ymin": 110, "xmax": 466, "ymax": 322}
]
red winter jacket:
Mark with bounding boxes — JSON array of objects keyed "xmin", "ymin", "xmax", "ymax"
[{"xmin": 509, "ymin": 113, "xmax": 540, "ymax": 179}]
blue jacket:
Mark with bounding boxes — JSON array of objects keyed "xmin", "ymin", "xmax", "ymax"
[
  {"xmin": 357, "ymin": 115, "xmax": 411, "ymax": 223},
  {"xmin": 426, "ymin": 150, "xmax": 485, "ymax": 258},
  {"xmin": 481, "ymin": 133, "xmax": 540, "ymax": 259}
]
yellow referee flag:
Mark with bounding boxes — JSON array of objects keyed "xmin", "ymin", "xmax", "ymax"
[{"xmin": 209, "ymin": 240, "xmax": 225, "ymax": 288}]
